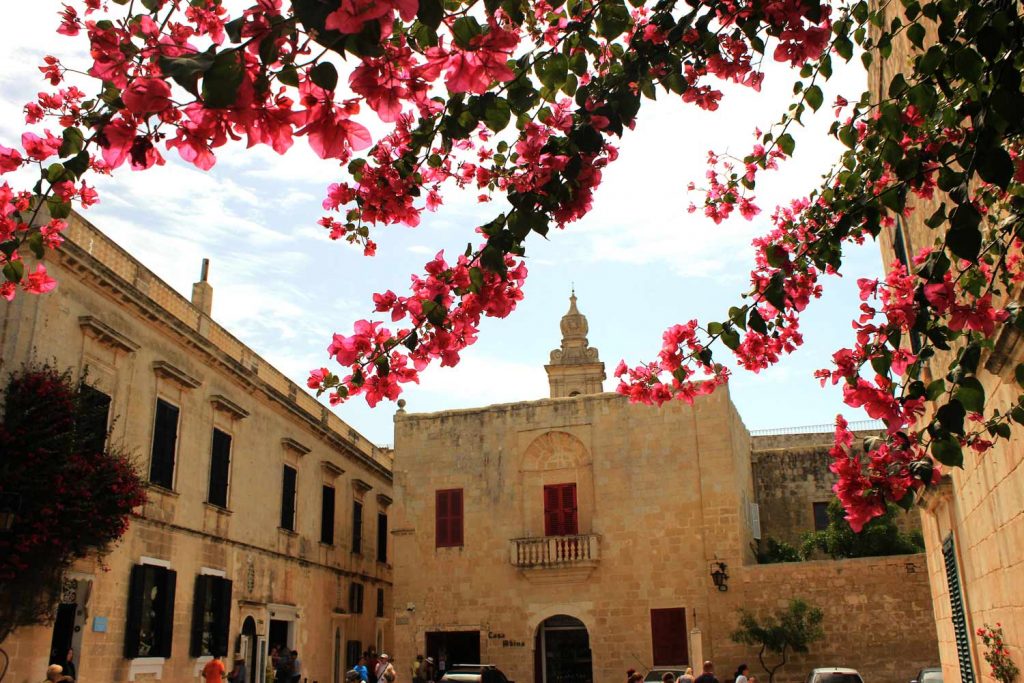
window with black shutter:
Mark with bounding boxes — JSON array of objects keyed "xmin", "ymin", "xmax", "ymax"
[
  {"xmin": 281, "ymin": 465, "xmax": 297, "ymax": 531},
  {"xmin": 943, "ymin": 535, "xmax": 975, "ymax": 683},
  {"xmin": 352, "ymin": 500, "xmax": 363, "ymax": 554},
  {"xmin": 321, "ymin": 485, "xmax": 336, "ymax": 545},
  {"xmin": 349, "ymin": 582, "xmax": 364, "ymax": 614},
  {"xmin": 346, "ymin": 640, "xmax": 362, "ymax": 669},
  {"xmin": 78, "ymin": 384, "xmax": 111, "ymax": 454},
  {"xmin": 207, "ymin": 429, "xmax": 232, "ymax": 508},
  {"xmin": 150, "ymin": 399, "xmax": 179, "ymax": 489},
  {"xmin": 377, "ymin": 513, "xmax": 388, "ymax": 563},
  {"xmin": 190, "ymin": 574, "xmax": 233, "ymax": 657},
  {"xmin": 125, "ymin": 563, "xmax": 177, "ymax": 659},
  {"xmin": 376, "ymin": 588, "xmax": 385, "ymax": 618}
]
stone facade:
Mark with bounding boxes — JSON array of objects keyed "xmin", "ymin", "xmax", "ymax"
[
  {"xmin": 0, "ymin": 213, "xmax": 393, "ymax": 683},
  {"xmin": 752, "ymin": 432, "xmax": 921, "ymax": 548},
  {"xmin": 870, "ymin": 6, "xmax": 1024, "ymax": 682},
  {"xmin": 391, "ymin": 297, "xmax": 938, "ymax": 683}
]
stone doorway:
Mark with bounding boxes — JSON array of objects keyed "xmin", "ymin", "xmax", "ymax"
[{"xmin": 534, "ymin": 615, "xmax": 592, "ymax": 683}]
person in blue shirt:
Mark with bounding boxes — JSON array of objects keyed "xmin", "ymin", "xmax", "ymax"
[{"xmin": 355, "ymin": 655, "xmax": 370, "ymax": 683}]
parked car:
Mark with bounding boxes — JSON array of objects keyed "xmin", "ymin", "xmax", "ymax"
[
  {"xmin": 643, "ymin": 668, "xmax": 688, "ymax": 682},
  {"xmin": 806, "ymin": 667, "xmax": 865, "ymax": 683},
  {"xmin": 440, "ymin": 664, "xmax": 514, "ymax": 683},
  {"xmin": 911, "ymin": 668, "xmax": 942, "ymax": 683}
]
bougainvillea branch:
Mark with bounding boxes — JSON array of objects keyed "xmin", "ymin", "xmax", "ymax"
[{"xmin": 3, "ymin": 0, "xmax": 1024, "ymax": 530}]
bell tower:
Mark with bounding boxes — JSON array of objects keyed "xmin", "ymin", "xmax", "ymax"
[{"xmin": 545, "ymin": 290, "xmax": 606, "ymax": 398}]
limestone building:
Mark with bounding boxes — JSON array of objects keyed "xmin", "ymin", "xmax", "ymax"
[
  {"xmin": 0, "ymin": 213, "xmax": 393, "ymax": 683},
  {"xmin": 392, "ymin": 296, "xmax": 939, "ymax": 683}
]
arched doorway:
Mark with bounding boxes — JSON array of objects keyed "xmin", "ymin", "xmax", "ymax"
[
  {"xmin": 241, "ymin": 616, "xmax": 258, "ymax": 683},
  {"xmin": 534, "ymin": 615, "xmax": 592, "ymax": 683}
]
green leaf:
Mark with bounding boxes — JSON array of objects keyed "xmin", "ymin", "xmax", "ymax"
[
  {"xmin": 159, "ymin": 50, "xmax": 216, "ymax": 96},
  {"xmin": 1016, "ymin": 363, "xmax": 1024, "ymax": 389},
  {"xmin": 2, "ymin": 259, "xmax": 24, "ymax": 283},
  {"xmin": 804, "ymin": 85, "xmax": 823, "ymax": 111},
  {"xmin": 936, "ymin": 400, "xmax": 966, "ymax": 435},
  {"xmin": 748, "ymin": 309, "xmax": 768, "ymax": 335},
  {"xmin": 536, "ymin": 54, "xmax": 568, "ymax": 90},
  {"xmin": 926, "ymin": 379, "xmax": 946, "ymax": 401},
  {"xmin": 946, "ymin": 204, "xmax": 982, "ymax": 261},
  {"xmin": 59, "ymin": 128, "xmax": 84, "ymax": 158},
  {"xmin": 202, "ymin": 50, "xmax": 244, "ymax": 108},
  {"xmin": 931, "ymin": 435, "xmax": 963, "ymax": 468},
  {"xmin": 720, "ymin": 327, "xmax": 741, "ymax": 350},
  {"xmin": 309, "ymin": 62, "xmax": 339, "ymax": 91},
  {"xmin": 451, "ymin": 16, "xmax": 482, "ymax": 49},
  {"xmin": 1011, "ymin": 405, "xmax": 1024, "ymax": 425},
  {"xmin": 907, "ymin": 22, "xmax": 925, "ymax": 48},
  {"xmin": 777, "ymin": 133, "xmax": 795, "ymax": 156},
  {"xmin": 953, "ymin": 47, "xmax": 984, "ymax": 83},
  {"xmin": 977, "ymin": 147, "xmax": 1014, "ymax": 189},
  {"xmin": 417, "ymin": 0, "xmax": 444, "ymax": 30},
  {"xmin": 595, "ymin": 0, "xmax": 629, "ymax": 39},
  {"xmin": 955, "ymin": 377, "xmax": 985, "ymax": 413},
  {"xmin": 278, "ymin": 66, "xmax": 300, "ymax": 87}
]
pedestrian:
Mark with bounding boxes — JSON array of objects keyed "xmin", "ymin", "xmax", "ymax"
[
  {"xmin": 376, "ymin": 653, "xmax": 397, "ymax": 683},
  {"xmin": 412, "ymin": 654, "xmax": 423, "ymax": 682},
  {"xmin": 347, "ymin": 670, "xmax": 363, "ymax": 683},
  {"xmin": 627, "ymin": 669, "xmax": 636, "ymax": 682},
  {"xmin": 749, "ymin": 676, "xmax": 758, "ymax": 683},
  {"xmin": 229, "ymin": 656, "xmax": 247, "ymax": 683},
  {"xmin": 422, "ymin": 657, "xmax": 435, "ymax": 683},
  {"xmin": 267, "ymin": 646, "xmax": 278, "ymax": 683},
  {"xmin": 628, "ymin": 673, "xmax": 644, "ymax": 683},
  {"xmin": 367, "ymin": 647, "xmax": 380, "ymax": 676},
  {"xmin": 663, "ymin": 673, "xmax": 677, "ymax": 683},
  {"xmin": 62, "ymin": 649, "xmax": 77, "ymax": 680},
  {"xmin": 276, "ymin": 650, "xmax": 293, "ymax": 683},
  {"xmin": 43, "ymin": 664, "xmax": 74, "ymax": 683},
  {"xmin": 734, "ymin": 664, "xmax": 750, "ymax": 683},
  {"xmin": 695, "ymin": 661, "xmax": 719, "ymax": 683},
  {"xmin": 680, "ymin": 668, "xmax": 695, "ymax": 683},
  {"xmin": 203, "ymin": 655, "xmax": 227, "ymax": 683},
  {"xmin": 290, "ymin": 650, "xmax": 302, "ymax": 683},
  {"xmin": 356, "ymin": 656, "xmax": 370, "ymax": 683}
]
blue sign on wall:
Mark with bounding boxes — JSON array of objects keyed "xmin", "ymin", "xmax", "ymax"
[{"xmin": 92, "ymin": 616, "xmax": 108, "ymax": 633}]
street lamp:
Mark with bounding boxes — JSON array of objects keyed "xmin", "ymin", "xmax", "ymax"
[{"xmin": 710, "ymin": 561, "xmax": 729, "ymax": 592}]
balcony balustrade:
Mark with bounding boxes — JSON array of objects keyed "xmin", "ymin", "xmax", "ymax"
[{"xmin": 509, "ymin": 533, "xmax": 600, "ymax": 569}]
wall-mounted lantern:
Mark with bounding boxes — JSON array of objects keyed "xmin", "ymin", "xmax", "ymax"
[{"xmin": 710, "ymin": 561, "xmax": 729, "ymax": 592}]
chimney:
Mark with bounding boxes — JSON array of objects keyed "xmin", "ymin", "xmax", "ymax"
[{"xmin": 191, "ymin": 258, "xmax": 213, "ymax": 316}]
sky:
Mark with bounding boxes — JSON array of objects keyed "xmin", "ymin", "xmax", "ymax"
[{"xmin": 0, "ymin": 4, "xmax": 885, "ymax": 446}]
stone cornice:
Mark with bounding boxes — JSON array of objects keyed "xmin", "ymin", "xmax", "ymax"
[
  {"xmin": 152, "ymin": 360, "xmax": 201, "ymax": 389},
  {"xmin": 282, "ymin": 437, "xmax": 311, "ymax": 456},
  {"xmin": 79, "ymin": 315, "xmax": 140, "ymax": 352},
  {"xmin": 376, "ymin": 493, "xmax": 393, "ymax": 508},
  {"xmin": 210, "ymin": 394, "xmax": 250, "ymax": 419},
  {"xmin": 321, "ymin": 460, "xmax": 345, "ymax": 478}
]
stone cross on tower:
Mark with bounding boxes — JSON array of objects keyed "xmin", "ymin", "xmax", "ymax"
[{"xmin": 545, "ymin": 289, "xmax": 606, "ymax": 398}]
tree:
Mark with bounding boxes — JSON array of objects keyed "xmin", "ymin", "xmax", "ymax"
[
  {"xmin": 0, "ymin": 367, "xmax": 146, "ymax": 643},
  {"xmin": 800, "ymin": 498, "xmax": 924, "ymax": 560},
  {"xmin": 730, "ymin": 599, "xmax": 825, "ymax": 683},
  {"xmin": 0, "ymin": 0, "xmax": 1023, "ymax": 531},
  {"xmin": 755, "ymin": 537, "xmax": 803, "ymax": 564}
]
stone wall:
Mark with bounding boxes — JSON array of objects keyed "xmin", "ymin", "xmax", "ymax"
[
  {"xmin": 752, "ymin": 431, "xmax": 922, "ymax": 549},
  {"xmin": 714, "ymin": 554, "xmax": 939, "ymax": 683}
]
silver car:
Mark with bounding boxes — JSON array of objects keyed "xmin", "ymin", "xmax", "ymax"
[
  {"xmin": 806, "ymin": 668, "xmax": 865, "ymax": 683},
  {"xmin": 440, "ymin": 664, "xmax": 513, "ymax": 683}
]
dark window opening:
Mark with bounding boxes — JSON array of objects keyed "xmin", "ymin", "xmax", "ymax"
[
  {"xmin": 377, "ymin": 512, "xmax": 388, "ymax": 563},
  {"xmin": 281, "ymin": 465, "xmax": 297, "ymax": 531},
  {"xmin": 78, "ymin": 384, "xmax": 112, "ymax": 454},
  {"xmin": 124, "ymin": 564, "xmax": 177, "ymax": 659},
  {"xmin": 349, "ymin": 582, "xmax": 364, "ymax": 614},
  {"xmin": 436, "ymin": 489, "xmax": 464, "ymax": 548},
  {"xmin": 376, "ymin": 588, "xmax": 385, "ymax": 618},
  {"xmin": 352, "ymin": 500, "xmax": 363, "ymax": 554},
  {"xmin": 345, "ymin": 640, "xmax": 362, "ymax": 670},
  {"xmin": 207, "ymin": 429, "xmax": 231, "ymax": 508},
  {"xmin": 321, "ymin": 485, "xmax": 336, "ymax": 545},
  {"xmin": 190, "ymin": 574, "xmax": 232, "ymax": 657},
  {"xmin": 812, "ymin": 502, "xmax": 830, "ymax": 532},
  {"xmin": 543, "ymin": 483, "xmax": 579, "ymax": 536},
  {"xmin": 150, "ymin": 399, "xmax": 179, "ymax": 489}
]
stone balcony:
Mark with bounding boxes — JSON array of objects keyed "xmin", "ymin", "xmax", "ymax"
[{"xmin": 509, "ymin": 534, "xmax": 600, "ymax": 583}]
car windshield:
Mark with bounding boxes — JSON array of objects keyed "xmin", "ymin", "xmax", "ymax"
[{"xmin": 817, "ymin": 674, "xmax": 862, "ymax": 683}]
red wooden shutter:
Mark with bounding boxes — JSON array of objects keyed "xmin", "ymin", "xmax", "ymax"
[
  {"xmin": 650, "ymin": 608, "xmax": 688, "ymax": 666},
  {"xmin": 436, "ymin": 489, "xmax": 464, "ymax": 547},
  {"xmin": 544, "ymin": 484, "xmax": 578, "ymax": 536},
  {"xmin": 436, "ymin": 490, "xmax": 449, "ymax": 547}
]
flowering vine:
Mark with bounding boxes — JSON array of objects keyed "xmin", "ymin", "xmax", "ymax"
[
  {"xmin": 2, "ymin": 0, "xmax": 1024, "ymax": 531},
  {"xmin": 978, "ymin": 624, "xmax": 1020, "ymax": 683}
]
